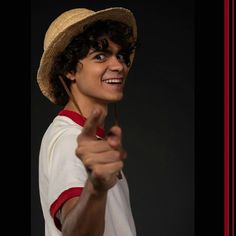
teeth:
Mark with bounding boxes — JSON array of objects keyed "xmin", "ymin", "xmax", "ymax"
[{"xmin": 103, "ymin": 79, "xmax": 122, "ymax": 84}]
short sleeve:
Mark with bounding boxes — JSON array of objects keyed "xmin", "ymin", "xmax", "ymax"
[{"xmin": 47, "ymin": 129, "xmax": 88, "ymax": 227}]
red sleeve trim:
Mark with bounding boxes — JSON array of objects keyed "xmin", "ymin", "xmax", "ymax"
[{"xmin": 50, "ymin": 187, "xmax": 83, "ymax": 230}]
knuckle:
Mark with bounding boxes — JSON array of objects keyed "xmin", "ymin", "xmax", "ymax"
[
  {"xmin": 84, "ymin": 158, "xmax": 93, "ymax": 168},
  {"xmin": 121, "ymin": 149, "xmax": 127, "ymax": 159},
  {"xmin": 118, "ymin": 161, "xmax": 124, "ymax": 169},
  {"xmin": 114, "ymin": 150, "xmax": 124, "ymax": 160},
  {"xmin": 123, "ymin": 150, "xmax": 127, "ymax": 159},
  {"xmin": 93, "ymin": 167, "xmax": 103, "ymax": 179},
  {"xmin": 76, "ymin": 146, "xmax": 84, "ymax": 157},
  {"xmin": 113, "ymin": 151, "xmax": 120, "ymax": 159}
]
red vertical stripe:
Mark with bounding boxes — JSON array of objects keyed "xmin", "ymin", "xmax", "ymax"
[
  {"xmin": 231, "ymin": 1, "xmax": 234, "ymax": 236},
  {"xmin": 224, "ymin": 0, "xmax": 229, "ymax": 236}
]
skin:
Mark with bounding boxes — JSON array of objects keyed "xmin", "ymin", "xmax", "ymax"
[
  {"xmin": 60, "ymin": 37, "xmax": 129, "ymax": 236},
  {"xmin": 65, "ymin": 38, "xmax": 129, "ymax": 119}
]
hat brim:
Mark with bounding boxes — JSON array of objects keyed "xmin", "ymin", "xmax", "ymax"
[{"xmin": 37, "ymin": 7, "xmax": 137, "ymax": 104}]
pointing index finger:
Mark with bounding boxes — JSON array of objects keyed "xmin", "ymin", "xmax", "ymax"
[{"xmin": 81, "ymin": 109, "xmax": 102, "ymax": 139}]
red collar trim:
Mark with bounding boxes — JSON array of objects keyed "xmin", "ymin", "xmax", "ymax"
[{"xmin": 58, "ymin": 110, "xmax": 105, "ymax": 138}]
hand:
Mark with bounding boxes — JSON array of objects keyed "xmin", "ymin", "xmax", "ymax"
[{"xmin": 76, "ymin": 108, "xmax": 127, "ymax": 192}]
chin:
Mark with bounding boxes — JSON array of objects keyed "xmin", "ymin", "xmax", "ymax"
[
  {"xmin": 103, "ymin": 96, "xmax": 123, "ymax": 104},
  {"xmin": 111, "ymin": 93, "xmax": 123, "ymax": 102}
]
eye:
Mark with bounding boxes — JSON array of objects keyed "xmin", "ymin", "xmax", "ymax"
[
  {"xmin": 94, "ymin": 53, "xmax": 106, "ymax": 61},
  {"xmin": 117, "ymin": 53, "xmax": 125, "ymax": 62}
]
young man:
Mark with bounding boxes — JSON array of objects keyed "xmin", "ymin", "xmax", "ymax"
[{"xmin": 37, "ymin": 7, "xmax": 137, "ymax": 236}]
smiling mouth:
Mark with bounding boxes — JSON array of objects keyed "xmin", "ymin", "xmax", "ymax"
[{"xmin": 102, "ymin": 78, "xmax": 123, "ymax": 84}]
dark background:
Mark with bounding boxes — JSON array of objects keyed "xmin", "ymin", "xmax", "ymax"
[{"xmin": 31, "ymin": 0, "xmax": 195, "ymax": 235}]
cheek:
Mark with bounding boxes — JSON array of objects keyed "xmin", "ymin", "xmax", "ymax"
[
  {"xmin": 92, "ymin": 66, "xmax": 107, "ymax": 77},
  {"xmin": 123, "ymin": 68, "xmax": 129, "ymax": 78},
  {"xmin": 76, "ymin": 67, "xmax": 105, "ymax": 88},
  {"xmin": 84, "ymin": 66, "xmax": 106, "ymax": 79}
]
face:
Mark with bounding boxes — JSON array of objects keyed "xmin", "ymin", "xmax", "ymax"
[{"xmin": 70, "ymin": 37, "xmax": 130, "ymax": 105}]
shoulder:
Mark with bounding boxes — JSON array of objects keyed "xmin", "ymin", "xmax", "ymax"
[{"xmin": 41, "ymin": 115, "xmax": 83, "ymax": 148}]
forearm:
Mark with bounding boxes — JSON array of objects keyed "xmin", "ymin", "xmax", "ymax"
[{"xmin": 61, "ymin": 180, "xmax": 107, "ymax": 236}]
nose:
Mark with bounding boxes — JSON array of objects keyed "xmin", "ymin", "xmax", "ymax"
[{"xmin": 108, "ymin": 56, "xmax": 124, "ymax": 72}]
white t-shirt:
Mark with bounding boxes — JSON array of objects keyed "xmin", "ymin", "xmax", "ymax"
[{"xmin": 39, "ymin": 110, "xmax": 136, "ymax": 236}]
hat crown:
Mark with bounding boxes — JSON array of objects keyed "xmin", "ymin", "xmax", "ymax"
[{"xmin": 44, "ymin": 8, "xmax": 95, "ymax": 50}]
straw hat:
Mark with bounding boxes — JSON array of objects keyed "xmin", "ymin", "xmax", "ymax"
[{"xmin": 37, "ymin": 7, "xmax": 137, "ymax": 104}]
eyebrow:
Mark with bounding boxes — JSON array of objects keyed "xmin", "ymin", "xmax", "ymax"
[{"xmin": 88, "ymin": 48, "xmax": 120, "ymax": 56}]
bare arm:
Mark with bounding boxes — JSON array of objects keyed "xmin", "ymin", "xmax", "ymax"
[
  {"xmin": 59, "ymin": 109, "xmax": 126, "ymax": 236},
  {"xmin": 60, "ymin": 180, "xmax": 107, "ymax": 236}
]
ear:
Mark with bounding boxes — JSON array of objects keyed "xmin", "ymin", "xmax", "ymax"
[{"xmin": 65, "ymin": 71, "xmax": 76, "ymax": 82}]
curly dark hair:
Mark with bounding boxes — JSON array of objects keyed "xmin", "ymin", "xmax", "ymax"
[{"xmin": 50, "ymin": 20, "xmax": 137, "ymax": 106}]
